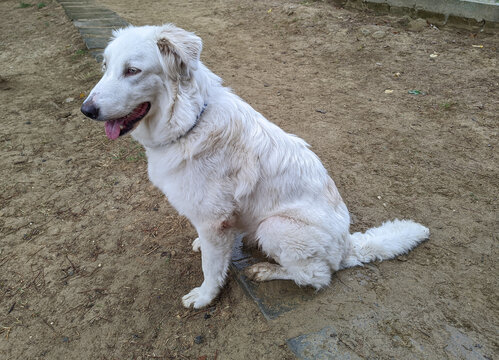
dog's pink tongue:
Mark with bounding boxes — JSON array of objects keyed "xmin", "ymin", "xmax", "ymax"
[{"xmin": 105, "ymin": 120, "xmax": 123, "ymax": 140}]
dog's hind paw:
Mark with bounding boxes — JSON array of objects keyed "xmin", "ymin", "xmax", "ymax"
[
  {"xmin": 245, "ymin": 262, "xmax": 285, "ymax": 282},
  {"xmin": 182, "ymin": 286, "xmax": 214, "ymax": 309},
  {"xmin": 192, "ymin": 237, "xmax": 201, "ymax": 252}
]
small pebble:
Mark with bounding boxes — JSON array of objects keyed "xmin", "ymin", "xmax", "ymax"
[
  {"xmin": 204, "ymin": 313, "xmax": 211, "ymax": 320},
  {"xmin": 372, "ymin": 30, "xmax": 386, "ymax": 39},
  {"xmin": 397, "ymin": 16, "xmax": 410, "ymax": 27},
  {"xmin": 62, "ymin": 337, "xmax": 69, "ymax": 343},
  {"xmin": 194, "ymin": 335, "xmax": 204, "ymax": 344},
  {"xmin": 408, "ymin": 18, "xmax": 427, "ymax": 32}
]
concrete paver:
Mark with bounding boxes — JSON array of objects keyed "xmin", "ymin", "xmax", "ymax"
[{"xmin": 58, "ymin": 0, "xmax": 129, "ymax": 61}]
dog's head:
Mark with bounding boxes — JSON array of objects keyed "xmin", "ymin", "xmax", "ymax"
[{"xmin": 81, "ymin": 24, "xmax": 202, "ymax": 143}]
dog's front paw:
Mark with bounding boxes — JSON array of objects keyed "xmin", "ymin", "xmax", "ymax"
[
  {"xmin": 182, "ymin": 286, "xmax": 215, "ymax": 309},
  {"xmin": 192, "ymin": 237, "xmax": 201, "ymax": 252}
]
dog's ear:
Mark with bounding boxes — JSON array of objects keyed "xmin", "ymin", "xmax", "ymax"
[{"xmin": 156, "ymin": 24, "xmax": 202, "ymax": 80}]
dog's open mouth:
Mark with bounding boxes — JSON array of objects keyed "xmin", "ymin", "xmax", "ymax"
[{"xmin": 105, "ymin": 102, "xmax": 151, "ymax": 140}]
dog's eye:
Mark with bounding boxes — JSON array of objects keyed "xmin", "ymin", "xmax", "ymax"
[{"xmin": 125, "ymin": 67, "xmax": 141, "ymax": 76}]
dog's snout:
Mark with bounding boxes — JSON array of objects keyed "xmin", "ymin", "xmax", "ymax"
[{"xmin": 81, "ymin": 101, "xmax": 100, "ymax": 120}]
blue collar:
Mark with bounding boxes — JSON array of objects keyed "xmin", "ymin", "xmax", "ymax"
[
  {"xmin": 151, "ymin": 103, "xmax": 208, "ymax": 149},
  {"xmin": 180, "ymin": 103, "xmax": 207, "ymax": 140},
  {"xmin": 195, "ymin": 103, "xmax": 208, "ymax": 125}
]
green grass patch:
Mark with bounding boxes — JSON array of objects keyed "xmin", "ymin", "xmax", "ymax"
[
  {"xmin": 439, "ymin": 101, "xmax": 457, "ymax": 110},
  {"xmin": 74, "ymin": 49, "xmax": 87, "ymax": 56},
  {"xmin": 71, "ymin": 48, "xmax": 88, "ymax": 60},
  {"xmin": 126, "ymin": 151, "xmax": 146, "ymax": 162},
  {"xmin": 111, "ymin": 142, "xmax": 146, "ymax": 163},
  {"xmin": 19, "ymin": 2, "xmax": 33, "ymax": 8}
]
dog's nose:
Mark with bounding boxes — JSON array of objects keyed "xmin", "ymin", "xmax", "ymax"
[{"xmin": 81, "ymin": 101, "xmax": 100, "ymax": 120}]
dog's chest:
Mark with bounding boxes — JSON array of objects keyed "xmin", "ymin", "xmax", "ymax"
[
  {"xmin": 147, "ymin": 159, "xmax": 197, "ymax": 215},
  {"xmin": 145, "ymin": 151, "xmax": 230, "ymax": 221}
]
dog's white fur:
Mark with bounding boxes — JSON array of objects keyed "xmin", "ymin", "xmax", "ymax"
[{"xmin": 83, "ymin": 24, "xmax": 429, "ymax": 309}]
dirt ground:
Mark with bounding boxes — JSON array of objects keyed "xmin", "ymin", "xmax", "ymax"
[{"xmin": 0, "ymin": 0, "xmax": 497, "ymax": 359}]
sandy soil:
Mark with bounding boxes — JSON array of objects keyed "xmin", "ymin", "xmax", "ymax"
[{"xmin": 0, "ymin": 0, "xmax": 497, "ymax": 359}]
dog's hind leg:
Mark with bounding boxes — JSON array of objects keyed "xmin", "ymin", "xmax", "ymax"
[
  {"xmin": 246, "ymin": 259, "xmax": 331, "ymax": 289},
  {"xmin": 245, "ymin": 262, "xmax": 297, "ymax": 281},
  {"xmin": 182, "ymin": 221, "xmax": 236, "ymax": 309},
  {"xmin": 249, "ymin": 216, "xmax": 335, "ymax": 290}
]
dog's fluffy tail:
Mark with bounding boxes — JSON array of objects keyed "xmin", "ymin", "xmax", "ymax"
[{"xmin": 340, "ymin": 219, "xmax": 429, "ymax": 269}]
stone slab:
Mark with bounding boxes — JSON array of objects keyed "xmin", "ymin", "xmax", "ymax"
[
  {"xmin": 59, "ymin": 0, "xmax": 93, "ymax": 4},
  {"xmin": 60, "ymin": 5, "xmax": 98, "ymax": 9},
  {"xmin": 287, "ymin": 326, "xmax": 363, "ymax": 360},
  {"xmin": 77, "ymin": 27, "xmax": 114, "ymax": 37},
  {"xmin": 444, "ymin": 325, "xmax": 489, "ymax": 360},
  {"xmin": 66, "ymin": 12, "xmax": 118, "ymax": 21},
  {"xmin": 82, "ymin": 37, "xmax": 110, "ymax": 49},
  {"xmin": 73, "ymin": 18, "xmax": 128, "ymax": 28}
]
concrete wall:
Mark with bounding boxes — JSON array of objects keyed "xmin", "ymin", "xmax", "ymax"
[{"xmin": 352, "ymin": 0, "xmax": 499, "ymax": 22}]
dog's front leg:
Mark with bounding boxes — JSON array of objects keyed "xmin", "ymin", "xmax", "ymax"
[
  {"xmin": 182, "ymin": 222, "xmax": 235, "ymax": 309},
  {"xmin": 191, "ymin": 237, "xmax": 201, "ymax": 252}
]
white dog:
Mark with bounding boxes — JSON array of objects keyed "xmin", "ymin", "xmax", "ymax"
[{"xmin": 81, "ymin": 24, "xmax": 429, "ymax": 309}]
